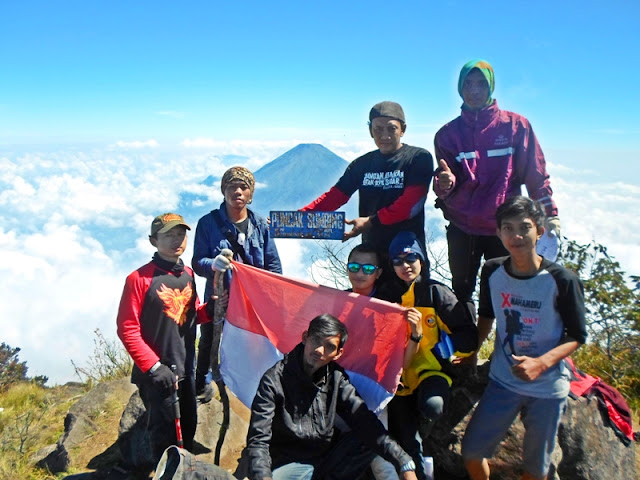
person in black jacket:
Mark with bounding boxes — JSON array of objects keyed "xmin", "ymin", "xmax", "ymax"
[
  {"xmin": 246, "ymin": 314, "xmax": 418, "ymax": 480},
  {"xmin": 383, "ymin": 231, "xmax": 478, "ymax": 479}
]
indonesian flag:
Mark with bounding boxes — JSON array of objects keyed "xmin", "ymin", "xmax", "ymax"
[{"xmin": 220, "ymin": 262, "xmax": 407, "ymax": 414}]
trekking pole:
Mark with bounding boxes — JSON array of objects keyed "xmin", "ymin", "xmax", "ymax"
[
  {"xmin": 211, "ymin": 248, "xmax": 233, "ymax": 464},
  {"xmin": 170, "ymin": 365, "xmax": 184, "ymax": 448}
]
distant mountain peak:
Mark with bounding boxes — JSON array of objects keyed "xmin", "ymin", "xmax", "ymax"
[
  {"xmin": 251, "ymin": 143, "xmax": 351, "ymax": 214},
  {"xmin": 285, "ymin": 143, "xmax": 331, "ymax": 152},
  {"xmin": 255, "ymin": 143, "xmax": 346, "ymax": 174}
]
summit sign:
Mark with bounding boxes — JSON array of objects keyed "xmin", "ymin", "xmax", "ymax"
[{"xmin": 269, "ymin": 211, "xmax": 345, "ymax": 239}]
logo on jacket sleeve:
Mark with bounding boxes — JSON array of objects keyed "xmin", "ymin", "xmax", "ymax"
[
  {"xmin": 425, "ymin": 314, "xmax": 437, "ymax": 328},
  {"xmin": 157, "ymin": 283, "xmax": 193, "ymax": 326}
]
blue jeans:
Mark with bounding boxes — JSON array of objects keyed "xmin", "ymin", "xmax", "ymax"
[
  {"xmin": 272, "ymin": 462, "xmax": 315, "ymax": 480},
  {"xmin": 271, "ymin": 431, "xmax": 376, "ymax": 480},
  {"xmin": 462, "ymin": 379, "xmax": 567, "ymax": 478}
]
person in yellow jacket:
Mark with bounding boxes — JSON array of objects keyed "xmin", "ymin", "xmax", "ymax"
[{"xmin": 383, "ymin": 231, "xmax": 478, "ymax": 480}]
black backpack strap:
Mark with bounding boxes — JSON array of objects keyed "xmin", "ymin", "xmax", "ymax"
[{"xmin": 211, "ymin": 209, "xmax": 249, "ymax": 263}]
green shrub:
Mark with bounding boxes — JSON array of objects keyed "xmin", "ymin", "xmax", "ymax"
[
  {"xmin": 559, "ymin": 240, "xmax": 640, "ymax": 415},
  {"xmin": 0, "ymin": 344, "xmax": 47, "ymax": 392},
  {"xmin": 0, "ymin": 382, "xmax": 77, "ymax": 479},
  {"xmin": 71, "ymin": 329, "xmax": 132, "ymax": 386}
]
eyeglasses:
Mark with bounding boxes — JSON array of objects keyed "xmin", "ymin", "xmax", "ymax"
[
  {"xmin": 347, "ymin": 262, "xmax": 379, "ymax": 275},
  {"xmin": 392, "ymin": 253, "xmax": 420, "ymax": 266}
]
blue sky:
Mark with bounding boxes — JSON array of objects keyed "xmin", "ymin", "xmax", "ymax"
[
  {"xmin": 2, "ymin": 2, "xmax": 639, "ymax": 155},
  {"xmin": 1, "ymin": 1, "xmax": 639, "ymax": 383}
]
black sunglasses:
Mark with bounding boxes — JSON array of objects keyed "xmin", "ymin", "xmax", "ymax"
[
  {"xmin": 347, "ymin": 262, "xmax": 379, "ymax": 275},
  {"xmin": 392, "ymin": 253, "xmax": 420, "ymax": 266}
]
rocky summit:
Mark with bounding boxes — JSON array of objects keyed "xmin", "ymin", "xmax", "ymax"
[{"xmin": 33, "ymin": 363, "xmax": 638, "ymax": 480}]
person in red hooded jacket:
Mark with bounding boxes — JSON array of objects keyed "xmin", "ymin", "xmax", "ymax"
[{"xmin": 116, "ymin": 213, "xmax": 212, "ymax": 466}]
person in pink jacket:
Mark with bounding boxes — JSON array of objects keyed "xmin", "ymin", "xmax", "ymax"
[{"xmin": 433, "ymin": 59, "xmax": 560, "ymax": 308}]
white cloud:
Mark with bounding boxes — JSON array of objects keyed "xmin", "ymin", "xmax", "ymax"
[
  {"xmin": 552, "ymin": 175, "xmax": 640, "ymax": 274},
  {"xmin": 273, "ymin": 238, "xmax": 309, "ymax": 281},
  {"xmin": 156, "ymin": 111, "xmax": 185, "ymax": 119},
  {"xmin": 0, "ymin": 224, "xmax": 130, "ymax": 384},
  {"xmin": 0, "ymin": 140, "xmax": 638, "ymax": 387},
  {"xmin": 115, "ymin": 139, "xmax": 159, "ymax": 148},
  {"xmin": 179, "ymin": 139, "xmax": 307, "ymax": 172},
  {"xmin": 327, "ymin": 140, "xmax": 372, "ymax": 161}
]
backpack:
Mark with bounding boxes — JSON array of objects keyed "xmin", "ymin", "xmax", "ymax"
[{"xmin": 153, "ymin": 446, "xmax": 236, "ymax": 480}]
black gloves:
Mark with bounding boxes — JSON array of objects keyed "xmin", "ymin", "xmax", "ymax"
[{"xmin": 148, "ymin": 364, "xmax": 176, "ymax": 393}]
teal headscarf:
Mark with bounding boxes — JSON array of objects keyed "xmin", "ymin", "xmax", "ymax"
[{"xmin": 458, "ymin": 59, "xmax": 495, "ymax": 108}]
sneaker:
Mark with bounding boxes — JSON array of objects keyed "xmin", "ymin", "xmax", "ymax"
[{"xmin": 197, "ymin": 382, "xmax": 214, "ymax": 404}]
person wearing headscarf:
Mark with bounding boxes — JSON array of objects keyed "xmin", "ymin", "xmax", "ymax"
[{"xmin": 433, "ymin": 59, "xmax": 560, "ymax": 310}]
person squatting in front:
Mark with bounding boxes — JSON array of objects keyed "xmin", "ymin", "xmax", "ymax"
[
  {"xmin": 246, "ymin": 314, "xmax": 419, "ymax": 480},
  {"xmin": 116, "ymin": 213, "xmax": 213, "ymax": 465},
  {"xmin": 192, "ymin": 166, "xmax": 282, "ymax": 402},
  {"xmin": 383, "ymin": 231, "xmax": 478, "ymax": 480}
]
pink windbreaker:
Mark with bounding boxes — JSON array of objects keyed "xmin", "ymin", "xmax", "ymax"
[{"xmin": 434, "ymin": 100, "xmax": 557, "ymax": 235}]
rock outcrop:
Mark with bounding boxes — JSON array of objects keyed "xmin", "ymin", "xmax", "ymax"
[
  {"xmin": 557, "ymin": 394, "xmax": 636, "ymax": 479},
  {"xmin": 117, "ymin": 383, "xmax": 248, "ymax": 476},
  {"xmin": 35, "ymin": 378, "xmax": 136, "ymax": 474},
  {"xmin": 40, "ymin": 366, "xmax": 637, "ymax": 480},
  {"xmin": 423, "ymin": 363, "xmax": 637, "ymax": 479}
]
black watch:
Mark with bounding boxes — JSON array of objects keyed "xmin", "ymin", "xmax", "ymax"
[{"xmin": 410, "ymin": 333, "xmax": 423, "ymax": 343}]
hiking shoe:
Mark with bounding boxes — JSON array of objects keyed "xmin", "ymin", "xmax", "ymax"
[{"xmin": 197, "ymin": 382, "xmax": 214, "ymax": 404}]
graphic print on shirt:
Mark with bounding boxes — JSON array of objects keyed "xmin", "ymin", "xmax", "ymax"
[
  {"xmin": 500, "ymin": 291, "xmax": 543, "ymax": 361},
  {"xmin": 502, "ymin": 308, "xmax": 523, "ymax": 358},
  {"xmin": 156, "ymin": 282, "xmax": 193, "ymax": 326},
  {"xmin": 361, "ymin": 170, "xmax": 404, "ymax": 189}
]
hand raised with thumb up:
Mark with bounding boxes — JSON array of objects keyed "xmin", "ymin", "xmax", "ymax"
[{"xmin": 436, "ymin": 159, "xmax": 455, "ymax": 190}]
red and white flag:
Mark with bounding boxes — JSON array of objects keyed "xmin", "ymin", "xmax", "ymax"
[{"xmin": 220, "ymin": 262, "xmax": 407, "ymax": 414}]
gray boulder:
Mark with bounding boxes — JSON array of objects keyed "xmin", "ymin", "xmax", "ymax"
[
  {"xmin": 557, "ymin": 395, "xmax": 636, "ymax": 479},
  {"xmin": 32, "ymin": 443, "xmax": 68, "ymax": 473},
  {"xmin": 117, "ymin": 389, "xmax": 154, "ymax": 471},
  {"xmin": 422, "ymin": 362, "xmax": 636, "ymax": 479},
  {"xmin": 35, "ymin": 378, "xmax": 136, "ymax": 474},
  {"xmin": 117, "ymin": 383, "xmax": 248, "ymax": 476}
]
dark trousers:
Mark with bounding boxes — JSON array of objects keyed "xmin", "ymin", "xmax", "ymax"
[
  {"xmin": 446, "ymin": 223, "xmax": 508, "ymax": 305},
  {"xmin": 138, "ymin": 374, "xmax": 198, "ymax": 464},
  {"xmin": 196, "ymin": 322, "xmax": 214, "ymax": 389},
  {"xmin": 388, "ymin": 375, "xmax": 450, "ymax": 480}
]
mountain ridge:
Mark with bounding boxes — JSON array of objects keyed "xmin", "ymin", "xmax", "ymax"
[{"xmin": 251, "ymin": 143, "xmax": 356, "ymax": 216}]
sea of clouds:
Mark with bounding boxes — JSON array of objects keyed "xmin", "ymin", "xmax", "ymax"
[{"xmin": 1, "ymin": 140, "xmax": 638, "ymax": 384}]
